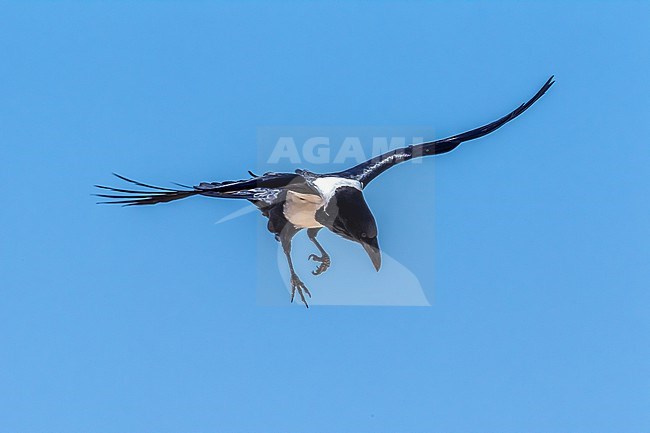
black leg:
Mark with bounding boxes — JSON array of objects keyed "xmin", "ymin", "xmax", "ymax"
[
  {"xmin": 280, "ymin": 225, "xmax": 311, "ymax": 307},
  {"xmin": 307, "ymin": 228, "xmax": 331, "ymax": 276}
]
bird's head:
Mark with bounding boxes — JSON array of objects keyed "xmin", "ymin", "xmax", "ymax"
[{"xmin": 316, "ymin": 186, "xmax": 381, "ymax": 271}]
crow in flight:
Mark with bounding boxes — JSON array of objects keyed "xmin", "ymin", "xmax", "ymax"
[{"xmin": 97, "ymin": 76, "xmax": 554, "ymax": 307}]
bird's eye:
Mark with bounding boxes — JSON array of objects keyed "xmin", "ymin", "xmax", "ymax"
[{"xmin": 361, "ymin": 232, "xmax": 367, "ymax": 238}]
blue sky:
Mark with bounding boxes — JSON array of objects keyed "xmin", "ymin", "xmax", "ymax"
[{"xmin": 1, "ymin": 2, "xmax": 648, "ymax": 432}]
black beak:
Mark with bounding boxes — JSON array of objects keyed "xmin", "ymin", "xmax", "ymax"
[{"xmin": 361, "ymin": 237, "xmax": 381, "ymax": 271}]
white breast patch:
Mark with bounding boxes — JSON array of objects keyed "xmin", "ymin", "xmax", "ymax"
[
  {"xmin": 283, "ymin": 191, "xmax": 324, "ymax": 228},
  {"xmin": 283, "ymin": 177, "xmax": 362, "ymax": 228}
]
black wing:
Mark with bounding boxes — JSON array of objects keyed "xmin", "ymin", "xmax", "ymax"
[
  {"xmin": 95, "ymin": 171, "xmax": 312, "ymax": 206},
  {"xmin": 336, "ymin": 76, "xmax": 555, "ymax": 187}
]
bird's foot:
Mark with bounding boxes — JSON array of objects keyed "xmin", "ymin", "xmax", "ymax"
[
  {"xmin": 308, "ymin": 253, "xmax": 331, "ymax": 276},
  {"xmin": 290, "ymin": 274, "xmax": 312, "ymax": 308}
]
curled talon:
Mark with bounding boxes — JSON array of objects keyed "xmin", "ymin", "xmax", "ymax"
[
  {"xmin": 312, "ymin": 265, "xmax": 327, "ymax": 276},
  {"xmin": 308, "ymin": 253, "xmax": 331, "ymax": 276}
]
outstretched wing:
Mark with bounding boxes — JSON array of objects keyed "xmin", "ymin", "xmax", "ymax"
[
  {"xmin": 335, "ymin": 76, "xmax": 555, "ymax": 187},
  {"xmin": 95, "ymin": 171, "xmax": 313, "ymax": 206}
]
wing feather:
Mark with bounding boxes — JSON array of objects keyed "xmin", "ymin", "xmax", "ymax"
[
  {"xmin": 95, "ymin": 172, "xmax": 310, "ymax": 206},
  {"xmin": 336, "ymin": 76, "xmax": 555, "ymax": 187}
]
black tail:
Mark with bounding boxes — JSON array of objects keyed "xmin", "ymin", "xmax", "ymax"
[{"xmin": 95, "ymin": 173, "xmax": 202, "ymax": 206}]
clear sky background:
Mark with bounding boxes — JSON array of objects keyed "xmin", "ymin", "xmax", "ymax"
[{"xmin": 1, "ymin": 2, "xmax": 648, "ymax": 432}]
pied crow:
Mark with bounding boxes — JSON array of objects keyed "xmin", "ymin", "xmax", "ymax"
[{"xmin": 96, "ymin": 76, "xmax": 554, "ymax": 307}]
